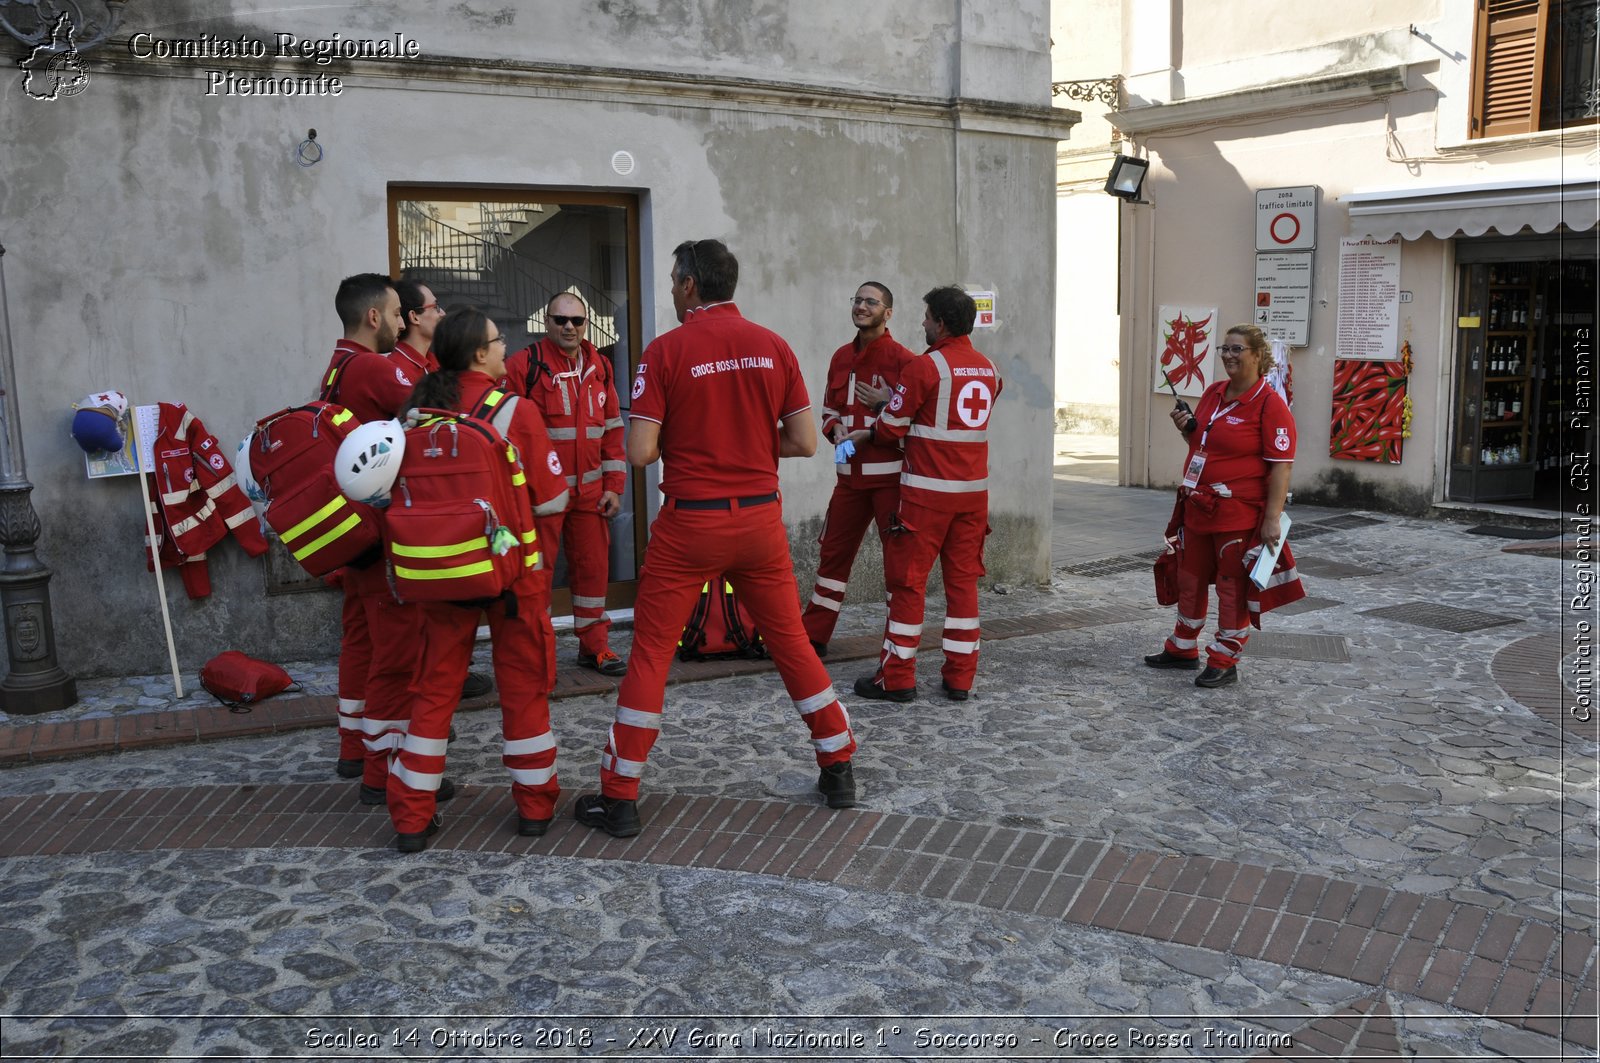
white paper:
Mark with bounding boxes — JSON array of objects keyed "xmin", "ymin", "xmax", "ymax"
[
  {"xmin": 132, "ymin": 403, "xmax": 160, "ymax": 473},
  {"xmin": 1249, "ymin": 512, "xmax": 1292, "ymax": 591}
]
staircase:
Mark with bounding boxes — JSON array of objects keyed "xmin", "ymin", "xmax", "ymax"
[{"xmin": 397, "ymin": 202, "xmax": 622, "ymax": 354}]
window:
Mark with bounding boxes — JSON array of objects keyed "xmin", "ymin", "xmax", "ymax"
[{"xmin": 1471, "ymin": 0, "xmax": 1599, "ymax": 138}]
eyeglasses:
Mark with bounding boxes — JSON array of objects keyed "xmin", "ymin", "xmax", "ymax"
[
  {"xmin": 548, "ymin": 315, "xmax": 586, "ymax": 327},
  {"xmin": 487, "ymin": 335, "xmax": 507, "ymax": 347},
  {"xmin": 418, "ymin": 302, "xmax": 442, "ymax": 314},
  {"xmin": 851, "ymin": 297, "xmax": 883, "ymax": 308},
  {"xmin": 1217, "ymin": 344, "xmax": 1249, "ymax": 354}
]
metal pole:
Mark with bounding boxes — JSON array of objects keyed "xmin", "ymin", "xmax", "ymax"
[{"xmin": 0, "ymin": 241, "xmax": 77, "ymax": 713}]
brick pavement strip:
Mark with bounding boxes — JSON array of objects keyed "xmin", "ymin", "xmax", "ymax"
[{"xmin": 1, "ymin": 752, "xmax": 1595, "ymax": 1053}]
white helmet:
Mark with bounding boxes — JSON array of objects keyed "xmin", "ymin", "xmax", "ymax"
[
  {"xmin": 235, "ymin": 432, "xmax": 267, "ymax": 506},
  {"xmin": 335, "ymin": 419, "xmax": 405, "ymax": 507}
]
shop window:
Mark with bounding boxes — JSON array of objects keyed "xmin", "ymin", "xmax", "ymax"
[{"xmin": 1471, "ymin": 0, "xmax": 1599, "ymax": 138}]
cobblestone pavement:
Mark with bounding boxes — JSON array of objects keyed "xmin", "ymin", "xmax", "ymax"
[{"xmin": 1, "ymin": 483, "xmax": 1596, "ymax": 1061}]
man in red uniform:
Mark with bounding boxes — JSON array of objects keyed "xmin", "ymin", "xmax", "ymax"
[
  {"xmin": 802, "ymin": 282, "xmax": 916, "ymax": 655},
  {"xmin": 504, "ymin": 292, "xmax": 628, "ymax": 677},
  {"xmin": 846, "ymin": 286, "xmax": 1001, "ymax": 703},
  {"xmin": 391, "ymin": 278, "xmax": 444, "ymax": 377},
  {"xmin": 573, "ymin": 239, "xmax": 860, "ymax": 838},
  {"xmin": 319, "ymin": 274, "xmax": 456, "ymax": 807}
]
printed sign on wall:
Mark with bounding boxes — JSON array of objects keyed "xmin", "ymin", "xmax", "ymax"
[{"xmin": 1153, "ymin": 306, "xmax": 1218, "ymax": 399}]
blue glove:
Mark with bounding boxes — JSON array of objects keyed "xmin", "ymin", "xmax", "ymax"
[{"xmin": 833, "ymin": 439, "xmax": 856, "ymax": 464}]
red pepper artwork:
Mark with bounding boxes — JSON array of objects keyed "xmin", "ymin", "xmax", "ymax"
[
  {"xmin": 1329, "ymin": 357, "xmax": 1410, "ymax": 464},
  {"xmin": 1158, "ymin": 311, "xmax": 1213, "ymax": 392}
]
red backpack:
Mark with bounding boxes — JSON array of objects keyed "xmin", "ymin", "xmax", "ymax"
[
  {"xmin": 678, "ymin": 576, "xmax": 767, "ymax": 661},
  {"xmin": 249, "ymin": 401, "xmax": 382, "ymax": 576},
  {"xmin": 382, "ymin": 392, "xmax": 538, "ymax": 605}
]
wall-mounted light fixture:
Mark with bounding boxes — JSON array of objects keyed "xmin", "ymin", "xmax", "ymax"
[{"xmin": 1104, "ymin": 154, "xmax": 1150, "ymax": 202}]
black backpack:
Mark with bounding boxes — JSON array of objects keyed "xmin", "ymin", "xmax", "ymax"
[{"xmin": 677, "ymin": 576, "xmax": 767, "ymax": 661}]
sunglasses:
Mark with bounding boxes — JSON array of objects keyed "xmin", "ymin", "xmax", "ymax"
[{"xmin": 548, "ymin": 315, "xmax": 586, "ymax": 327}]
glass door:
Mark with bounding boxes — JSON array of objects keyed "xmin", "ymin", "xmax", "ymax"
[{"xmin": 387, "ymin": 186, "xmax": 645, "ymax": 610}]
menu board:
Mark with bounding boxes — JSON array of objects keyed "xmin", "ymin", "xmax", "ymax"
[{"xmin": 1336, "ymin": 237, "xmax": 1401, "ymax": 360}]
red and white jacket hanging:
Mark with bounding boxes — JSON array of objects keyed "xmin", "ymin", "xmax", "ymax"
[{"xmin": 145, "ymin": 402, "xmax": 270, "ymax": 598}]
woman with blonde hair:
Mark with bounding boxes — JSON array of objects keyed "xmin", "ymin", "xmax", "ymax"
[{"xmin": 1144, "ymin": 323, "xmax": 1302, "ymax": 688}]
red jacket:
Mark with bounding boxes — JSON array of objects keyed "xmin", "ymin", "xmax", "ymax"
[
  {"xmin": 504, "ymin": 338, "xmax": 625, "ymax": 505},
  {"xmin": 819, "ymin": 330, "xmax": 916, "ymax": 488},
  {"xmin": 145, "ymin": 402, "xmax": 269, "ymax": 597},
  {"xmin": 871, "ymin": 334, "xmax": 1002, "ymax": 513},
  {"xmin": 321, "ymin": 340, "xmax": 415, "ymax": 423}
]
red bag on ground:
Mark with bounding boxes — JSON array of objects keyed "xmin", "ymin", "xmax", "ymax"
[
  {"xmin": 678, "ymin": 576, "xmax": 767, "ymax": 661},
  {"xmin": 200, "ymin": 651, "xmax": 301, "ymax": 711}
]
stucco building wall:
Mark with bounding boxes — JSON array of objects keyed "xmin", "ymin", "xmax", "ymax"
[{"xmin": 0, "ymin": 1, "xmax": 1070, "ymax": 679}]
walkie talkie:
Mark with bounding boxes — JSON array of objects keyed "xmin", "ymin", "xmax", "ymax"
[{"xmin": 1161, "ymin": 370, "xmax": 1197, "ymax": 433}]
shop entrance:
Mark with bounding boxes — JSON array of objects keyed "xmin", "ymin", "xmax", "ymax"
[{"xmin": 1449, "ymin": 239, "xmax": 1596, "ymax": 511}]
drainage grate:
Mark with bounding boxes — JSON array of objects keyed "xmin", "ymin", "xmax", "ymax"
[
  {"xmin": 1313, "ymin": 514, "xmax": 1387, "ymax": 530},
  {"xmin": 1273, "ymin": 595, "xmax": 1341, "ymax": 616},
  {"xmin": 1358, "ymin": 602, "xmax": 1522, "ymax": 633},
  {"xmin": 1247, "ymin": 632, "xmax": 1351, "ymax": 663},
  {"xmin": 1295, "ymin": 557, "xmax": 1383, "ymax": 579},
  {"xmin": 1466, "ymin": 524, "xmax": 1558, "ymax": 540},
  {"xmin": 1060, "ymin": 554, "xmax": 1151, "ymax": 577}
]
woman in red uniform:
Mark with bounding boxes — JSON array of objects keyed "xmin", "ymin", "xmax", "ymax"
[
  {"xmin": 385, "ymin": 308, "xmax": 571, "ymax": 852},
  {"xmin": 1144, "ymin": 324, "xmax": 1296, "ymax": 688}
]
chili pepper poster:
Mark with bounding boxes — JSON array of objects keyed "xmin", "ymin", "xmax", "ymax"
[
  {"xmin": 1152, "ymin": 306, "xmax": 1217, "ymax": 398},
  {"xmin": 1329, "ymin": 353, "xmax": 1412, "ymax": 464}
]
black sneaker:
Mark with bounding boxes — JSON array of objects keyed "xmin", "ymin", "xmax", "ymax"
[
  {"xmin": 335, "ymin": 758, "xmax": 363, "ymax": 779},
  {"xmin": 853, "ymin": 675, "xmax": 915, "ymax": 703},
  {"xmin": 941, "ymin": 679, "xmax": 970, "ymax": 702},
  {"xmin": 573, "ymin": 792, "xmax": 641, "ymax": 838},
  {"xmin": 363, "ymin": 777, "xmax": 455, "ymax": 806},
  {"xmin": 810, "ymin": 640, "xmax": 828, "ymax": 659},
  {"xmin": 1144, "ymin": 650, "xmax": 1200, "ymax": 670},
  {"xmin": 395, "ymin": 816, "xmax": 440, "ymax": 854},
  {"xmin": 1195, "ymin": 665, "xmax": 1238, "ymax": 688},
  {"xmin": 460, "ymin": 671, "xmax": 494, "ymax": 700},
  {"xmin": 817, "ymin": 761, "xmax": 857, "ymax": 809},
  {"xmin": 577, "ymin": 650, "xmax": 628, "ymax": 677},
  {"xmin": 517, "ymin": 816, "xmax": 553, "ymax": 837}
]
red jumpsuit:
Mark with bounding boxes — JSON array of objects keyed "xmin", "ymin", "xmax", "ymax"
[
  {"xmin": 385, "ymin": 370, "xmax": 571, "ymax": 833},
  {"xmin": 1163, "ymin": 378, "xmax": 1297, "ymax": 669},
  {"xmin": 389, "ymin": 340, "xmax": 438, "ymax": 379},
  {"xmin": 802, "ymin": 330, "xmax": 916, "ymax": 647},
  {"xmin": 505, "ymin": 338, "xmax": 627, "ymax": 658},
  {"xmin": 318, "ymin": 340, "xmax": 419, "ymax": 774},
  {"xmin": 597, "ymin": 302, "xmax": 857, "ymax": 801},
  {"xmin": 867, "ymin": 335, "xmax": 1002, "ymax": 693}
]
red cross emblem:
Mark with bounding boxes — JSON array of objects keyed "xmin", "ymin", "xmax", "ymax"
[{"xmin": 956, "ymin": 381, "xmax": 992, "ymax": 428}]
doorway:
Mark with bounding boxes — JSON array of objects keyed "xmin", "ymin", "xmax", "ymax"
[{"xmin": 387, "ymin": 186, "xmax": 645, "ymax": 611}]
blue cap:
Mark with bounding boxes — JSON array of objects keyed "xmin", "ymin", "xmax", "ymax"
[{"xmin": 71, "ymin": 408, "xmax": 124, "ymax": 453}]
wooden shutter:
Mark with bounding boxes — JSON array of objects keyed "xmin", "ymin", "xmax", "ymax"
[{"xmin": 1471, "ymin": 0, "xmax": 1549, "ymax": 138}]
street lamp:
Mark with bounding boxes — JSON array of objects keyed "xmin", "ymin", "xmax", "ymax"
[
  {"xmin": 1104, "ymin": 155, "xmax": 1150, "ymax": 202},
  {"xmin": 0, "ymin": 242, "xmax": 77, "ymax": 714}
]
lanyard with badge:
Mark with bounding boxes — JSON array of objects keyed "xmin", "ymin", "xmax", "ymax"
[{"xmin": 1181, "ymin": 380, "xmax": 1263, "ymax": 490}]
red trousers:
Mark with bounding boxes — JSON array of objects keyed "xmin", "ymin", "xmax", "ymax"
[
  {"xmin": 334, "ymin": 562, "xmax": 420, "ymax": 770},
  {"xmin": 599, "ymin": 499, "xmax": 857, "ymax": 801},
  {"xmin": 1163, "ymin": 526, "xmax": 1253, "ymax": 668},
  {"xmin": 801, "ymin": 481, "xmax": 898, "ymax": 646},
  {"xmin": 875, "ymin": 500, "xmax": 988, "ymax": 692},
  {"xmin": 539, "ymin": 505, "xmax": 614, "ymax": 658},
  {"xmin": 386, "ymin": 578, "xmax": 559, "ymax": 833}
]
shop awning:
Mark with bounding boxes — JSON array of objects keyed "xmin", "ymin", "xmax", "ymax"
[{"xmin": 1342, "ymin": 178, "xmax": 1599, "ymax": 241}]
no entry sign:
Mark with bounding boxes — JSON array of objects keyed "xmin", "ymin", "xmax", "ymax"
[{"xmin": 1256, "ymin": 186, "xmax": 1318, "ymax": 252}]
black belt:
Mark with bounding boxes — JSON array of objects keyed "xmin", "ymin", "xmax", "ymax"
[{"xmin": 669, "ymin": 491, "xmax": 779, "ymax": 510}]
